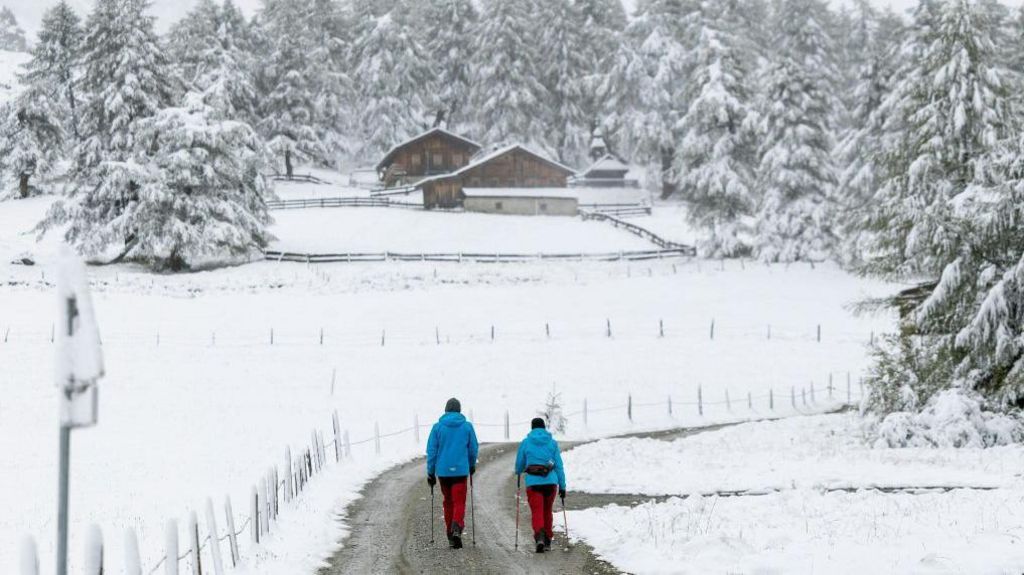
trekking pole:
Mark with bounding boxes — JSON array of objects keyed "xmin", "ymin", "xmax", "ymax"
[
  {"xmin": 470, "ymin": 475, "xmax": 477, "ymax": 546},
  {"xmin": 561, "ymin": 495, "xmax": 569, "ymax": 541},
  {"xmin": 514, "ymin": 474, "xmax": 521, "ymax": 550},
  {"xmin": 430, "ymin": 484, "xmax": 435, "ymax": 544}
]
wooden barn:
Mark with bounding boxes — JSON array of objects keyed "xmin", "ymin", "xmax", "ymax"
[
  {"xmin": 417, "ymin": 144, "xmax": 577, "ymax": 209},
  {"xmin": 462, "ymin": 189, "xmax": 579, "ymax": 216},
  {"xmin": 376, "ymin": 128, "xmax": 482, "ymax": 187}
]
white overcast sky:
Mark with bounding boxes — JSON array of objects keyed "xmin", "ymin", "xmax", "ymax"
[{"xmin": 5, "ymin": 0, "xmax": 1023, "ymax": 37}]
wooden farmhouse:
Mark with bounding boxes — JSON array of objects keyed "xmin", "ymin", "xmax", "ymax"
[
  {"xmin": 415, "ymin": 144, "xmax": 578, "ymax": 211},
  {"xmin": 376, "ymin": 128, "xmax": 482, "ymax": 187}
]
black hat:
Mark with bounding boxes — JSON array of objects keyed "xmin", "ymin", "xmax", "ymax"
[
  {"xmin": 531, "ymin": 417, "xmax": 546, "ymax": 429},
  {"xmin": 445, "ymin": 398, "xmax": 462, "ymax": 413}
]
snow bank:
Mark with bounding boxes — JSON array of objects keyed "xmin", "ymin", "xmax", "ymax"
[
  {"xmin": 570, "ymin": 488, "xmax": 1024, "ymax": 574},
  {"xmin": 564, "ymin": 413, "xmax": 1024, "ymax": 495},
  {"xmin": 872, "ymin": 389, "xmax": 1023, "ymax": 449}
]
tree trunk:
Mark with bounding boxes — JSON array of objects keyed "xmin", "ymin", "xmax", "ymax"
[
  {"xmin": 284, "ymin": 150, "xmax": 293, "ymax": 179},
  {"xmin": 660, "ymin": 146, "xmax": 676, "ymax": 199},
  {"xmin": 18, "ymin": 173, "xmax": 29, "ymax": 199}
]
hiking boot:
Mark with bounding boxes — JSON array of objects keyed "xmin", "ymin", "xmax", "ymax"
[
  {"xmin": 544, "ymin": 533, "xmax": 552, "ymax": 550},
  {"xmin": 535, "ymin": 532, "xmax": 545, "ymax": 553},
  {"xmin": 451, "ymin": 523, "xmax": 463, "ymax": 549}
]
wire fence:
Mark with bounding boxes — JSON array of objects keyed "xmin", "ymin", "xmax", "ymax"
[{"xmin": 19, "ymin": 376, "xmax": 865, "ymax": 575}]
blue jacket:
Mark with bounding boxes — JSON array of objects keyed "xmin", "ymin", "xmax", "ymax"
[
  {"xmin": 426, "ymin": 412, "xmax": 479, "ymax": 477},
  {"xmin": 514, "ymin": 429, "xmax": 566, "ymax": 491}
]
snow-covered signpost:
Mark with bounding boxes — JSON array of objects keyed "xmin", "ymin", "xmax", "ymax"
[{"xmin": 55, "ymin": 248, "xmax": 104, "ymax": 575}]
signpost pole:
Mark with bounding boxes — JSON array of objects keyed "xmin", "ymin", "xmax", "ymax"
[{"xmin": 56, "ymin": 296, "xmax": 75, "ymax": 575}]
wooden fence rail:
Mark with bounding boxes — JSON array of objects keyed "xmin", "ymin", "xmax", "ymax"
[
  {"xmin": 264, "ymin": 248, "xmax": 693, "ymax": 264},
  {"xmin": 265, "ymin": 197, "xmax": 422, "ymax": 210},
  {"xmin": 580, "ymin": 210, "xmax": 693, "ymax": 252}
]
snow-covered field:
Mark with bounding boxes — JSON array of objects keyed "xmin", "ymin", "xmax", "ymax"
[
  {"xmin": 567, "ymin": 414, "xmax": 1024, "ymax": 574},
  {"xmin": 0, "ymin": 190, "xmax": 900, "ymax": 574},
  {"xmin": 270, "ymin": 207, "xmax": 656, "ymax": 253}
]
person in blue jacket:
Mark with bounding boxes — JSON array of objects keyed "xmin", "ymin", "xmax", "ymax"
[
  {"xmin": 426, "ymin": 397, "xmax": 479, "ymax": 549},
  {"xmin": 514, "ymin": 417, "xmax": 566, "ymax": 553}
]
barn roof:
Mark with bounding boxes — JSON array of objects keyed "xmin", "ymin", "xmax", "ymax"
[
  {"xmin": 416, "ymin": 144, "xmax": 577, "ymax": 188},
  {"xmin": 376, "ymin": 127, "xmax": 482, "ymax": 171},
  {"xmin": 462, "ymin": 188, "xmax": 578, "ymax": 200}
]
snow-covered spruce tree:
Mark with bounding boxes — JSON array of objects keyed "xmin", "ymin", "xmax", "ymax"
[
  {"xmin": 19, "ymin": 0, "xmax": 83, "ymax": 141},
  {"xmin": 348, "ymin": 9, "xmax": 433, "ymax": 160},
  {"xmin": 753, "ymin": 0, "xmax": 839, "ymax": 263},
  {"xmin": 40, "ymin": 0, "xmax": 177, "ymax": 260},
  {"xmin": 468, "ymin": 0, "xmax": 550, "ymax": 151},
  {"xmin": 306, "ymin": 0, "xmax": 351, "ymax": 162},
  {"xmin": 0, "ymin": 6, "xmax": 27, "ymax": 52},
  {"xmin": 833, "ymin": 8, "xmax": 904, "ymax": 265},
  {"xmin": 166, "ymin": 0, "xmax": 223, "ymax": 87},
  {"xmin": 0, "ymin": 91, "xmax": 64, "ymax": 198},
  {"xmin": 257, "ymin": 0, "xmax": 325, "ymax": 176},
  {"xmin": 574, "ymin": 0, "xmax": 627, "ymax": 130},
  {"xmin": 416, "ymin": 0, "xmax": 477, "ymax": 131},
  {"xmin": 605, "ymin": 0, "xmax": 699, "ymax": 198},
  {"xmin": 859, "ymin": 0, "xmax": 1013, "ymax": 279},
  {"xmin": 674, "ymin": 5, "xmax": 760, "ymax": 258},
  {"xmin": 125, "ymin": 92, "xmax": 272, "ymax": 270},
  {"xmin": 538, "ymin": 0, "xmax": 590, "ymax": 165}
]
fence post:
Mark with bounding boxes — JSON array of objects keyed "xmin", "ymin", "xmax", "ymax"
[
  {"xmin": 260, "ymin": 478, "xmax": 270, "ymax": 535},
  {"xmin": 20, "ymin": 535, "xmax": 39, "ymax": 575},
  {"xmin": 333, "ymin": 412, "xmax": 343, "ymax": 461},
  {"xmin": 583, "ymin": 398, "xmax": 588, "ymax": 427},
  {"xmin": 709, "ymin": 319, "xmax": 715, "ymax": 340},
  {"xmin": 791, "ymin": 387, "xmax": 796, "ymax": 409},
  {"xmin": 725, "ymin": 390, "xmax": 731, "ymax": 412},
  {"xmin": 204, "ymin": 500, "xmax": 224, "ymax": 575},
  {"xmin": 817, "ymin": 324, "xmax": 821, "ymax": 342},
  {"xmin": 188, "ymin": 512, "xmax": 201, "ymax": 575},
  {"xmin": 414, "ymin": 413, "xmax": 420, "ymax": 445},
  {"xmin": 627, "ymin": 394, "xmax": 632, "ymax": 421},
  {"xmin": 545, "ymin": 323, "xmax": 550, "ymax": 338},
  {"xmin": 802, "ymin": 388, "xmax": 807, "ymax": 406},
  {"xmin": 124, "ymin": 528, "xmax": 142, "ymax": 575},
  {"xmin": 436, "ymin": 327, "xmax": 440, "ymax": 345},
  {"xmin": 284, "ymin": 447, "xmax": 293, "ymax": 501},
  {"xmin": 847, "ymin": 373, "xmax": 852, "ymax": 404},
  {"xmin": 747, "ymin": 391, "xmax": 752, "ymax": 410},
  {"xmin": 667, "ymin": 395, "xmax": 673, "ymax": 417},
  {"xmin": 166, "ymin": 519, "xmax": 179, "ymax": 575},
  {"xmin": 828, "ymin": 373, "xmax": 834, "ymax": 399},
  {"xmin": 770, "ymin": 388, "xmax": 774, "ymax": 411},
  {"xmin": 659, "ymin": 319, "xmax": 664, "ymax": 338},
  {"xmin": 504, "ymin": 410, "xmax": 510, "ymax": 440},
  {"xmin": 810, "ymin": 383, "xmax": 816, "ymax": 404},
  {"xmin": 270, "ymin": 328, "xmax": 274, "ymax": 345},
  {"xmin": 491, "ymin": 325, "xmax": 495, "ymax": 342},
  {"xmin": 344, "ymin": 430, "xmax": 351, "ymax": 458},
  {"xmin": 224, "ymin": 497, "xmax": 239, "ymax": 567},
  {"xmin": 698, "ymin": 385, "xmax": 704, "ymax": 416},
  {"xmin": 374, "ymin": 422, "xmax": 381, "ymax": 456},
  {"xmin": 320, "ymin": 327, "xmax": 324, "ymax": 345},
  {"xmin": 606, "ymin": 319, "xmax": 612, "ymax": 338},
  {"xmin": 767, "ymin": 324, "xmax": 771, "ymax": 340},
  {"xmin": 250, "ymin": 486, "xmax": 259, "ymax": 544},
  {"xmin": 381, "ymin": 330, "xmax": 385, "ymax": 347}
]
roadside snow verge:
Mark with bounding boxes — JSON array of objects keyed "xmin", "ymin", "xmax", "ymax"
[{"xmin": 871, "ymin": 389, "xmax": 1022, "ymax": 448}]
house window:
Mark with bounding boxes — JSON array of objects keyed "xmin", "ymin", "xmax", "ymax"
[
  {"xmin": 433, "ymin": 153, "xmax": 443, "ymax": 166},
  {"xmin": 453, "ymin": 153, "xmax": 463, "ymax": 165},
  {"xmin": 495, "ymin": 201, "xmax": 503, "ymax": 210},
  {"xmin": 539, "ymin": 203, "xmax": 548, "ymax": 212},
  {"xmin": 411, "ymin": 155, "xmax": 422, "ymax": 166}
]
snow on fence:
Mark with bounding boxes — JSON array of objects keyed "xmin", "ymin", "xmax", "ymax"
[
  {"xmin": 17, "ymin": 375, "xmax": 865, "ymax": 574},
  {"xmin": 1, "ymin": 317, "xmax": 876, "ymax": 349},
  {"xmin": 579, "ymin": 209, "xmax": 692, "ymax": 252},
  {"xmin": 263, "ymin": 247, "xmax": 693, "ymax": 264},
  {"xmin": 269, "ymin": 173, "xmax": 331, "ymax": 185},
  {"xmin": 264, "ymin": 196, "xmax": 422, "ymax": 210}
]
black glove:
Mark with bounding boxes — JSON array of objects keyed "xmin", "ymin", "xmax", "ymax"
[
  {"xmin": 470, "ymin": 465, "xmax": 476, "ymax": 476},
  {"xmin": 427, "ymin": 474, "xmax": 436, "ymax": 487},
  {"xmin": 560, "ymin": 490, "xmax": 566, "ymax": 501}
]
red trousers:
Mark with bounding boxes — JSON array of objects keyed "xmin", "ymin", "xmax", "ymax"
[
  {"xmin": 526, "ymin": 485, "xmax": 558, "ymax": 539},
  {"xmin": 439, "ymin": 476, "xmax": 467, "ymax": 532}
]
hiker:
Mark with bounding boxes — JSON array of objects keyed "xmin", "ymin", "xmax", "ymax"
[
  {"xmin": 426, "ymin": 397, "xmax": 479, "ymax": 549},
  {"xmin": 514, "ymin": 417, "xmax": 567, "ymax": 553}
]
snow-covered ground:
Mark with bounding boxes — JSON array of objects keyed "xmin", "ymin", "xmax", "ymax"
[
  {"xmin": 0, "ymin": 190, "xmax": 901, "ymax": 574},
  {"xmin": 566, "ymin": 413, "xmax": 1024, "ymax": 574},
  {"xmin": 270, "ymin": 207, "xmax": 656, "ymax": 253}
]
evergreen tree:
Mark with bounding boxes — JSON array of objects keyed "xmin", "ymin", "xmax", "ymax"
[
  {"xmin": 0, "ymin": 6, "xmax": 27, "ymax": 52},
  {"xmin": 167, "ymin": 0, "xmax": 223, "ymax": 86},
  {"xmin": 574, "ymin": 0, "xmax": 627, "ymax": 129},
  {"xmin": 538, "ymin": 0, "xmax": 589, "ymax": 164},
  {"xmin": 348, "ymin": 9, "xmax": 433, "ymax": 159},
  {"xmin": 675, "ymin": 3, "xmax": 760, "ymax": 258},
  {"xmin": 753, "ymin": 0, "xmax": 839, "ymax": 262},
  {"xmin": 468, "ymin": 0, "xmax": 550, "ymax": 150},
  {"xmin": 417, "ymin": 0, "xmax": 477, "ymax": 130},
  {"xmin": 19, "ymin": 0, "xmax": 84, "ymax": 141},
  {"xmin": 307, "ymin": 0, "xmax": 352, "ymax": 162},
  {"xmin": 0, "ymin": 90, "xmax": 64, "ymax": 198},
  {"xmin": 861, "ymin": 0, "xmax": 1013, "ymax": 278},
  {"xmin": 257, "ymin": 0, "xmax": 325, "ymax": 176}
]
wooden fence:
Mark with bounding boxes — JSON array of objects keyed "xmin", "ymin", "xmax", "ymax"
[
  {"xmin": 263, "ymin": 248, "xmax": 693, "ymax": 264},
  {"xmin": 580, "ymin": 210, "xmax": 692, "ymax": 252},
  {"xmin": 269, "ymin": 173, "xmax": 331, "ymax": 185},
  {"xmin": 265, "ymin": 197, "xmax": 421, "ymax": 210}
]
